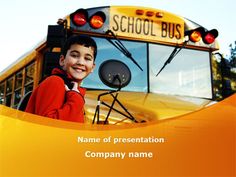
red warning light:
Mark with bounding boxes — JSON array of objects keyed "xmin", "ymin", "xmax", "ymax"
[{"xmin": 71, "ymin": 9, "xmax": 88, "ymax": 26}]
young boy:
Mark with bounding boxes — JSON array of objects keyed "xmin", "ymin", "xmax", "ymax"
[{"xmin": 25, "ymin": 35, "xmax": 97, "ymax": 123}]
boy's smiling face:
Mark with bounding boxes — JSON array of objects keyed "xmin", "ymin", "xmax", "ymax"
[{"xmin": 59, "ymin": 44, "xmax": 96, "ymax": 84}]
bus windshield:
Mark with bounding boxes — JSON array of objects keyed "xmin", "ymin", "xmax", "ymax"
[
  {"xmin": 150, "ymin": 45, "xmax": 212, "ymax": 98},
  {"xmin": 82, "ymin": 37, "xmax": 212, "ymax": 99}
]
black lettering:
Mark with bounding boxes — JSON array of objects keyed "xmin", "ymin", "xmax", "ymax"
[
  {"xmin": 162, "ymin": 22, "xmax": 168, "ymax": 37},
  {"xmin": 150, "ymin": 20, "xmax": 156, "ymax": 36},
  {"xmin": 127, "ymin": 17, "xmax": 134, "ymax": 33},
  {"xmin": 143, "ymin": 19, "xmax": 150, "ymax": 35},
  {"xmin": 175, "ymin": 24, "xmax": 182, "ymax": 39},
  {"xmin": 112, "ymin": 15, "xmax": 119, "ymax": 31},
  {"xmin": 135, "ymin": 18, "xmax": 142, "ymax": 34},
  {"xmin": 120, "ymin": 16, "xmax": 127, "ymax": 32},
  {"xmin": 168, "ymin": 23, "xmax": 174, "ymax": 39}
]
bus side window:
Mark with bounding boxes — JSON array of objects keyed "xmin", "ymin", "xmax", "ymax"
[
  {"xmin": 0, "ymin": 82, "xmax": 5, "ymax": 105},
  {"xmin": 13, "ymin": 70, "xmax": 23, "ymax": 107},
  {"xmin": 24, "ymin": 62, "xmax": 35, "ymax": 94},
  {"xmin": 6, "ymin": 77, "xmax": 13, "ymax": 107}
]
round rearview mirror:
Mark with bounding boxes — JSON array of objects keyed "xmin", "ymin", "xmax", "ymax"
[{"xmin": 99, "ymin": 60, "xmax": 131, "ymax": 89}]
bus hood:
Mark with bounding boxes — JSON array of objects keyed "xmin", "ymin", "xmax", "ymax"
[{"xmin": 85, "ymin": 91, "xmax": 213, "ymax": 124}]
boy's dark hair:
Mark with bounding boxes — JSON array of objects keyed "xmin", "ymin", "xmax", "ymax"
[{"xmin": 62, "ymin": 35, "xmax": 97, "ymax": 60}]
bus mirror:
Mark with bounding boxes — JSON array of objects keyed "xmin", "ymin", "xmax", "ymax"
[
  {"xmin": 43, "ymin": 52, "xmax": 61, "ymax": 77},
  {"xmin": 94, "ymin": 60, "xmax": 136, "ymax": 124},
  {"xmin": 99, "ymin": 60, "xmax": 131, "ymax": 89},
  {"xmin": 46, "ymin": 25, "xmax": 65, "ymax": 48}
]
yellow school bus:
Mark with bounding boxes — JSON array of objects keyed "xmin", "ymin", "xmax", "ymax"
[{"xmin": 0, "ymin": 6, "xmax": 235, "ymax": 177}]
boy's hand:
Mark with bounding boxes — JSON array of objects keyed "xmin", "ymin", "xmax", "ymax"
[{"xmin": 65, "ymin": 82, "xmax": 80, "ymax": 93}]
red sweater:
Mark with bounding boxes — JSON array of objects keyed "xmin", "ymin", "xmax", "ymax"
[{"xmin": 25, "ymin": 68, "xmax": 86, "ymax": 123}]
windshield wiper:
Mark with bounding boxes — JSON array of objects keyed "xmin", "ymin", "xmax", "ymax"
[
  {"xmin": 156, "ymin": 41, "xmax": 187, "ymax": 77},
  {"xmin": 105, "ymin": 30, "xmax": 143, "ymax": 71}
]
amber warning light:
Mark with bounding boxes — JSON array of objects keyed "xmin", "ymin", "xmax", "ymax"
[
  {"xmin": 136, "ymin": 9, "xmax": 164, "ymax": 18},
  {"xmin": 89, "ymin": 12, "xmax": 106, "ymax": 29}
]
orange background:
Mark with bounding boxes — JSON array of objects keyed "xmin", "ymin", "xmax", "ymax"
[{"xmin": 0, "ymin": 94, "xmax": 236, "ymax": 177}]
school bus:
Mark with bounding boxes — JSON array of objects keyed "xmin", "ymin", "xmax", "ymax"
[{"xmin": 0, "ymin": 6, "xmax": 235, "ymax": 177}]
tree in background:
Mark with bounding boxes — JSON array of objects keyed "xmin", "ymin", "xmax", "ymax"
[
  {"xmin": 212, "ymin": 41, "xmax": 236, "ymax": 100},
  {"xmin": 229, "ymin": 42, "xmax": 236, "ymax": 92}
]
